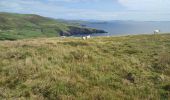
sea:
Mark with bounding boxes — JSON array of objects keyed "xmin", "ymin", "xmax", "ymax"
[{"xmin": 83, "ymin": 21, "xmax": 170, "ymax": 36}]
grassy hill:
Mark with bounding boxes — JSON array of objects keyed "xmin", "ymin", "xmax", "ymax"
[
  {"xmin": 0, "ymin": 34, "xmax": 170, "ymax": 99},
  {"xmin": 0, "ymin": 12, "xmax": 106, "ymax": 40}
]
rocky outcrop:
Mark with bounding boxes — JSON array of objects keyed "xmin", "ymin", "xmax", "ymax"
[{"xmin": 60, "ymin": 26, "xmax": 107, "ymax": 36}]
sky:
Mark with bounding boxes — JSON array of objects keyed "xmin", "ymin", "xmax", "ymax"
[{"xmin": 0, "ymin": 0, "xmax": 170, "ymax": 21}]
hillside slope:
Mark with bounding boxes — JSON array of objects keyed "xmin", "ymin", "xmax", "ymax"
[
  {"xmin": 0, "ymin": 34, "xmax": 170, "ymax": 99},
  {"xmin": 0, "ymin": 12, "xmax": 106, "ymax": 40}
]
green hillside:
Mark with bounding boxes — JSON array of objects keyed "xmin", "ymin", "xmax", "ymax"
[
  {"xmin": 0, "ymin": 34, "xmax": 170, "ymax": 99},
  {"xmin": 0, "ymin": 12, "xmax": 106, "ymax": 40}
]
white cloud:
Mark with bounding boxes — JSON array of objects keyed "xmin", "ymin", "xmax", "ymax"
[
  {"xmin": 47, "ymin": 0, "xmax": 100, "ymax": 3},
  {"xmin": 118, "ymin": 0, "xmax": 170, "ymax": 11},
  {"xmin": 0, "ymin": 0, "xmax": 170, "ymax": 21},
  {"xmin": 115, "ymin": 0, "xmax": 170, "ymax": 21},
  {"xmin": 0, "ymin": 0, "xmax": 117, "ymax": 20}
]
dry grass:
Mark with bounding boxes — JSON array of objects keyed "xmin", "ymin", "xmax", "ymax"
[{"xmin": 0, "ymin": 34, "xmax": 170, "ymax": 100}]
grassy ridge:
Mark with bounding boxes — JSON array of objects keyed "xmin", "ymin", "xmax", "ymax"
[
  {"xmin": 0, "ymin": 34, "xmax": 170, "ymax": 99},
  {"xmin": 0, "ymin": 12, "xmax": 106, "ymax": 40},
  {"xmin": 0, "ymin": 12, "xmax": 66, "ymax": 40}
]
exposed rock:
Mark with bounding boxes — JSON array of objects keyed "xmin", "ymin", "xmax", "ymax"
[
  {"xmin": 125, "ymin": 73, "xmax": 135, "ymax": 83},
  {"xmin": 60, "ymin": 26, "xmax": 107, "ymax": 36}
]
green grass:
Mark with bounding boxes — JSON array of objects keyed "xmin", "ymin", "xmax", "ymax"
[
  {"xmin": 0, "ymin": 12, "xmax": 105, "ymax": 40},
  {"xmin": 0, "ymin": 34, "xmax": 170, "ymax": 99},
  {"xmin": 0, "ymin": 12, "xmax": 66, "ymax": 40}
]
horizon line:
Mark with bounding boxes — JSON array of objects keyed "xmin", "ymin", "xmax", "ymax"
[{"xmin": 1, "ymin": 11, "xmax": 170, "ymax": 22}]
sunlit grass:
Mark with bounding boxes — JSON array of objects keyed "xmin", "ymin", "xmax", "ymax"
[{"xmin": 0, "ymin": 34, "xmax": 170, "ymax": 99}]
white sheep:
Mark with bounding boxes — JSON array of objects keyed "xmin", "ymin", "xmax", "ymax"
[
  {"xmin": 86, "ymin": 35, "xmax": 91, "ymax": 39},
  {"xmin": 82, "ymin": 35, "xmax": 91, "ymax": 40},
  {"xmin": 154, "ymin": 29, "xmax": 160, "ymax": 34},
  {"xmin": 61, "ymin": 36, "xmax": 66, "ymax": 38},
  {"xmin": 82, "ymin": 36, "xmax": 86, "ymax": 40}
]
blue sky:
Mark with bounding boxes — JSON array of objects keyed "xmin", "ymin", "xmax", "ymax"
[{"xmin": 0, "ymin": 0, "xmax": 170, "ymax": 21}]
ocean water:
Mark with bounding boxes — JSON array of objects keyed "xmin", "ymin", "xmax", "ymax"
[{"xmin": 85, "ymin": 21, "xmax": 170, "ymax": 36}]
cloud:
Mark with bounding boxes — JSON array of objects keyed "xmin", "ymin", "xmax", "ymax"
[
  {"xmin": 115, "ymin": 0, "xmax": 170, "ymax": 21},
  {"xmin": 118, "ymin": 0, "xmax": 170, "ymax": 11},
  {"xmin": 0, "ymin": 0, "xmax": 117, "ymax": 20},
  {"xmin": 0, "ymin": 0, "xmax": 170, "ymax": 21},
  {"xmin": 47, "ymin": 0, "xmax": 101, "ymax": 3}
]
